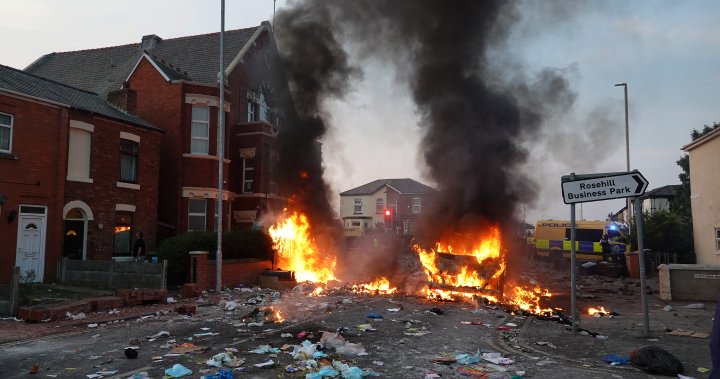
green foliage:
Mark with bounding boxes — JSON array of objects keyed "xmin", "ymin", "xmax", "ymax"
[
  {"xmin": 628, "ymin": 210, "xmax": 694, "ymax": 263},
  {"xmin": 157, "ymin": 230, "xmax": 274, "ymax": 286}
]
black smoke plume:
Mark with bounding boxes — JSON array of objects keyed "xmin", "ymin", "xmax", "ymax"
[{"xmin": 275, "ymin": 0, "xmax": 576, "ymax": 244}]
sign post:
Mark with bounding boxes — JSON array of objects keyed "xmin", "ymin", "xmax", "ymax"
[{"xmin": 561, "ymin": 170, "xmax": 649, "ymax": 336}]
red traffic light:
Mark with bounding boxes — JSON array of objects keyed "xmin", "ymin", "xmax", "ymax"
[{"xmin": 384, "ymin": 209, "xmax": 391, "ymax": 216}]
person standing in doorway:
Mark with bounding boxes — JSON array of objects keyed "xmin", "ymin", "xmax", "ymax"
[{"xmin": 133, "ymin": 232, "xmax": 146, "ymax": 262}]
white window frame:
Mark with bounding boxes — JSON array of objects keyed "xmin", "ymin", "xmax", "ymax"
[
  {"xmin": 375, "ymin": 198, "xmax": 385, "ymax": 213},
  {"xmin": 354, "ymin": 199, "xmax": 362, "ymax": 214},
  {"xmin": 411, "ymin": 197, "xmax": 422, "ymax": 214},
  {"xmin": 119, "ymin": 138, "xmax": 139, "ymax": 183},
  {"xmin": 188, "ymin": 198, "xmax": 207, "ymax": 231},
  {"xmin": 191, "ymin": 106, "xmax": 210, "ymax": 154},
  {"xmin": 0, "ymin": 112, "xmax": 13, "ymax": 153},
  {"xmin": 242, "ymin": 157, "xmax": 254, "ymax": 193}
]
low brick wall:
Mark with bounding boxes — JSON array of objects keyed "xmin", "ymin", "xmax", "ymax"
[
  {"xmin": 188, "ymin": 251, "xmax": 272, "ymax": 290},
  {"xmin": 58, "ymin": 258, "xmax": 167, "ymax": 290},
  {"xmin": 659, "ymin": 264, "xmax": 720, "ymax": 301}
]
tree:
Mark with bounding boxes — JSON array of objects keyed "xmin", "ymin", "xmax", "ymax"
[{"xmin": 674, "ymin": 122, "xmax": 719, "ymax": 222}]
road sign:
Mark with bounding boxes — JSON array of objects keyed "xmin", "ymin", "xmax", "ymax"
[{"xmin": 561, "ymin": 171, "xmax": 648, "ymax": 204}]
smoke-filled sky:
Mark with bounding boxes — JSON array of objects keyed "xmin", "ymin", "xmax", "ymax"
[{"xmin": 4, "ymin": 0, "xmax": 720, "ymax": 223}]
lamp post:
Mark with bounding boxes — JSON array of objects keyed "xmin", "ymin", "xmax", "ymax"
[
  {"xmin": 215, "ymin": 0, "xmax": 225, "ymax": 293},
  {"xmin": 615, "ymin": 83, "xmax": 630, "ymax": 220}
]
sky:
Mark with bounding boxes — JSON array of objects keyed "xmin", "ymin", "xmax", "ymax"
[{"xmin": 3, "ymin": 0, "xmax": 719, "ymax": 224}]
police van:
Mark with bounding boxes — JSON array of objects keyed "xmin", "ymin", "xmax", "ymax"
[{"xmin": 533, "ymin": 219, "xmax": 628, "ymax": 261}]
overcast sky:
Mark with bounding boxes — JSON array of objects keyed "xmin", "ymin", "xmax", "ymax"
[{"xmin": 3, "ymin": 0, "xmax": 719, "ymax": 224}]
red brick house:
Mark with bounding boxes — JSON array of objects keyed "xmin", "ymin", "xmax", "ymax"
[
  {"xmin": 0, "ymin": 64, "xmax": 162, "ymax": 283},
  {"xmin": 339, "ymin": 179, "xmax": 437, "ymax": 236},
  {"xmin": 25, "ymin": 22, "xmax": 292, "ymax": 240}
]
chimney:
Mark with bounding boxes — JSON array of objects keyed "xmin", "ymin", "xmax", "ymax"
[
  {"xmin": 107, "ymin": 83, "xmax": 137, "ymax": 114},
  {"xmin": 140, "ymin": 34, "xmax": 162, "ymax": 50}
]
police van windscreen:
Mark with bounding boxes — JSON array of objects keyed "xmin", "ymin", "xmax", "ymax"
[{"xmin": 564, "ymin": 228, "xmax": 603, "ymax": 242}]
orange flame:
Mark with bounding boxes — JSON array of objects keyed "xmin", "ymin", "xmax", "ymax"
[
  {"xmin": 352, "ymin": 277, "xmax": 397, "ymax": 295},
  {"xmin": 504, "ymin": 285, "xmax": 554, "ymax": 315},
  {"xmin": 269, "ymin": 212, "xmax": 337, "ymax": 283},
  {"xmin": 588, "ymin": 306, "xmax": 610, "ymax": 316}
]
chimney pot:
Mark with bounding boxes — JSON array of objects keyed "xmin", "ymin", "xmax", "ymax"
[{"xmin": 140, "ymin": 34, "xmax": 162, "ymax": 50}]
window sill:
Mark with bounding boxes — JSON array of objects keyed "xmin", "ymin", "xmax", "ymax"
[
  {"xmin": 0, "ymin": 152, "xmax": 17, "ymax": 160},
  {"xmin": 182, "ymin": 153, "xmax": 231, "ymax": 163},
  {"xmin": 67, "ymin": 176, "xmax": 94, "ymax": 184},
  {"xmin": 116, "ymin": 181, "xmax": 140, "ymax": 190}
]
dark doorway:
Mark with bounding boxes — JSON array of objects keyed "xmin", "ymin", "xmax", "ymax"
[{"xmin": 63, "ymin": 220, "xmax": 85, "ymax": 259}]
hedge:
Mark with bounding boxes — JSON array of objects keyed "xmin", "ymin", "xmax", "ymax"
[{"xmin": 157, "ymin": 230, "xmax": 274, "ymax": 286}]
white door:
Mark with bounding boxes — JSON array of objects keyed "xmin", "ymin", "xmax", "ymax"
[{"xmin": 16, "ymin": 212, "xmax": 46, "ymax": 283}]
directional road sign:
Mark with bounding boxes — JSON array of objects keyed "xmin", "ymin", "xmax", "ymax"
[{"xmin": 561, "ymin": 171, "xmax": 649, "ymax": 204}]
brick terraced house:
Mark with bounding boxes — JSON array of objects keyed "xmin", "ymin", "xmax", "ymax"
[
  {"xmin": 25, "ymin": 22, "xmax": 293, "ymax": 245},
  {"xmin": 0, "ymin": 64, "xmax": 162, "ymax": 283}
]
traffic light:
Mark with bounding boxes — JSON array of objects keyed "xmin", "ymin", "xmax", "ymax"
[{"xmin": 384, "ymin": 208, "xmax": 393, "ymax": 228}]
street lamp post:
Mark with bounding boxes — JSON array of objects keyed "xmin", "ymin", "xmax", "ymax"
[{"xmin": 615, "ymin": 83, "xmax": 630, "ymax": 220}]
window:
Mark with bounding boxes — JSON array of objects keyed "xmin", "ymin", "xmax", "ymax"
[
  {"xmin": 113, "ymin": 213, "xmax": 133, "ymax": 256},
  {"xmin": 119, "ymin": 139, "xmax": 139, "ymax": 183},
  {"xmin": 191, "ymin": 106, "xmax": 210, "ymax": 154},
  {"xmin": 716, "ymin": 229, "xmax": 720, "ymax": 253},
  {"xmin": 354, "ymin": 199, "xmax": 362, "ymax": 214},
  {"xmin": 411, "ymin": 198, "xmax": 422, "ymax": 214},
  {"xmin": 243, "ymin": 157, "xmax": 255, "ymax": 193},
  {"xmin": 188, "ymin": 199, "xmax": 207, "ymax": 231},
  {"xmin": 389, "ymin": 200, "xmax": 397, "ymax": 214},
  {"xmin": 376, "ymin": 198, "xmax": 385, "ymax": 213},
  {"xmin": 0, "ymin": 112, "xmax": 12, "ymax": 153},
  {"xmin": 247, "ymin": 90, "xmax": 272, "ymax": 123},
  {"xmin": 67, "ymin": 127, "xmax": 92, "ymax": 181}
]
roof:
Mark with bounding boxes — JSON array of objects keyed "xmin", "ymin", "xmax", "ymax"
[
  {"xmin": 340, "ymin": 178, "xmax": 437, "ymax": 196},
  {"xmin": 25, "ymin": 25, "xmax": 265, "ymax": 96},
  {"xmin": 641, "ymin": 184, "xmax": 680, "ymax": 199},
  {"xmin": 682, "ymin": 127, "xmax": 720, "ymax": 151},
  {"xmin": 0, "ymin": 64, "xmax": 159, "ymax": 131}
]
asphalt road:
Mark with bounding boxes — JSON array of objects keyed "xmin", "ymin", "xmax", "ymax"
[{"xmin": 0, "ymin": 259, "xmax": 713, "ymax": 379}]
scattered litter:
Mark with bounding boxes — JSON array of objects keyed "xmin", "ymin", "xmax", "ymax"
[
  {"xmin": 65, "ymin": 311, "xmax": 86, "ymax": 320},
  {"xmin": 200, "ymin": 369, "xmax": 234, "ymax": 379},
  {"xmin": 124, "ymin": 348, "xmax": 138, "ymax": 359},
  {"xmin": 424, "ymin": 372, "xmax": 441, "ymax": 378},
  {"xmin": 481, "ymin": 352, "xmax": 513, "ymax": 365},
  {"xmin": 505, "ymin": 322, "xmax": 517, "ymax": 327},
  {"xmin": 169, "ymin": 343, "xmax": 206, "ymax": 354},
  {"xmin": 677, "ymin": 375, "xmax": 696, "ymax": 379},
  {"xmin": 457, "ymin": 366, "xmax": 488, "ymax": 377},
  {"xmin": 581, "ymin": 261, "xmax": 597, "ymax": 268},
  {"xmin": 630, "ymin": 345, "xmax": 684, "ymax": 376},
  {"xmin": 428, "ymin": 307, "xmax": 444, "ymax": 315},
  {"xmin": 249, "ymin": 344, "xmax": 281, "ymax": 354},
  {"xmin": 87, "ymin": 323, "xmax": 98, "ymax": 328},
  {"xmin": 685, "ymin": 303, "xmax": 704, "ymax": 309},
  {"xmin": 342, "ymin": 298, "xmax": 354, "ymax": 304},
  {"xmin": 697, "ymin": 367, "xmax": 710, "ymax": 373},
  {"xmin": 194, "ymin": 332, "xmax": 220, "ymax": 337},
  {"xmin": 666, "ymin": 329, "xmax": 710, "ymax": 339},
  {"xmin": 148, "ymin": 331, "xmax": 170, "ymax": 339},
  {"xmin": 372, "ymin": 361, "xmax": 384, "ymax": 366},
  {"xmin": 224, "ymin": 301, "xmax": 239, "ymax": 311},
  {"xmin": 306, "ymin": 365, "xmax": 339, "ymax": 379},
  {"xmin": 663, "ymin": 305, "xmax": 673, "ymax": 311},
  {"xmin": 596, "ymin": 335, "xmax": 609, "ymax": 340},
  {"xmin": 165, "ymin": 363, "xmax": 192, "ymax": 378},
  {"xmin": 281, "ymin": 333, "xmax": 293, "ymax": 338},
  {"xmin": 404, "ymin": 327, "xmax": 431, "ymax": 336},
  {"xmin": 367, "ymin": 312, "xmax": 383, "ymax": 319},
  {"xmin": 455, "ymin": 352, "xmax": 481, "ymax": 365},
  {"xmin": 536, "ymin": 341, "xmax": 557, "ymax": 349},
  {"xmin": 166, "ymin": 297, "xmax": 177, "ymax": 304},
  {"xmin": 108, "ymin": 309, "xmax": 120, "ymax": 315},
  {"xmin": 127, "ymin": 372, "xmax": 151, "ymax": 379},
  {"xmin": 387, "ymin": 308, "xmax": 401, "ymax": 312},
  {"xmin": 602, "ymin": 354, "xmax": 630, "ymax": 365},
  {"xmin": 253, "ymin": 360, "xmax": 274, "ymax": 368},
  {"xmin": 320, "ymin": 331, "xmax": 367, "ymax": 356},
  {"xmin": 357, "ymin": 324, "xmax": 377, "ymax": 332}
]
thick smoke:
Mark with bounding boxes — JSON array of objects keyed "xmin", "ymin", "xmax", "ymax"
[
  {"xmin": 275, "ymin": 0, "xmax": 576, "ymax": 245},
  {"xmin": 274, "ymin": 4, "xmax": 359, "ymax": 232}
]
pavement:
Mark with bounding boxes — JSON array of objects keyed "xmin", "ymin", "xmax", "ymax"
[{"xmin": 0, "ymin": 259, "xmax": 715, "ymax": 378}]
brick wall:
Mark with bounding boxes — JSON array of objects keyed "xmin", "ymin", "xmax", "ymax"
[
  {"xmin": 64, "ymin": 111, "xmax": 162, "ymax": 260},
  {"xmin": 0, "ymin": 94, "xmax": 67, "ymax": 283},
  {"xmin": 188, "ymin": 251, "xmax": 272, "ymax": 290}
]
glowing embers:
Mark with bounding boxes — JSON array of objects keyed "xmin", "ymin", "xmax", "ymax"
[
  {"xmin": 415, "ymin": 227, "xmax": 505, "ymax": 301},
  {"xmin": 504, "ymin": 285, "xmax": 554, "ymax": 316},
  {"xmin": 351, "ymin": 277, "xmax": 397, "ymax": 295},
  {"xmin": 269, "ymin": 212, "xmax": 337, "ymax": 284},
  {"xmin": 588, "ymin": 306, "xmax": 612, "ymax": 317}
]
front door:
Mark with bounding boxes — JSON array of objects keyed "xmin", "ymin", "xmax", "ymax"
[
  {"xmin": 16, "ymin": 209, "xmax": 46, "ymax": 282},
  {"xmin": 63, "ymin": 220, "xmax": 85, "ymax": 259}
]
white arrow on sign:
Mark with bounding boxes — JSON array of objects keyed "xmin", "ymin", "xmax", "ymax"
[{"xmin": 561, "ymin": 171, "xmax": 649, "ymax": 204}]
